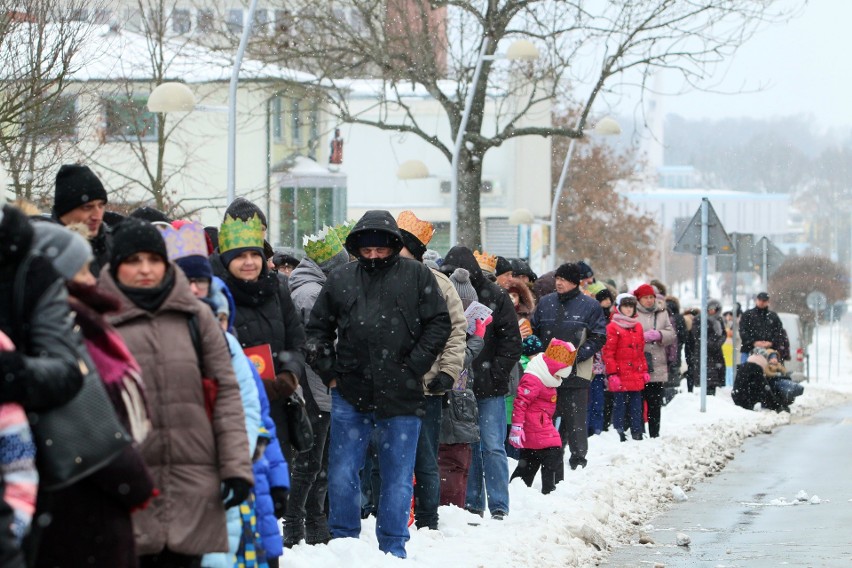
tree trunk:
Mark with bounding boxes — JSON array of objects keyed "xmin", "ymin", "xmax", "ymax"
[{"xmin": 456, "ymin": 149, "xmax": 483, "ymax": 250}]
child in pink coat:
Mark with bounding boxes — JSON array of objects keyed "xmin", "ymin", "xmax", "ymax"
[{"xmin": 508, "ymin": 339, "xmax": 576, "ymax": 494}]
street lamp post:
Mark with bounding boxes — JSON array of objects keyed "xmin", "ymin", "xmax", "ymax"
[
  {"xmin": 146, "ymin": 0, "xmax": 259, "ymax": 207},
  {"xmin": 226, "ymin": 0, "xmax": 259, "ymax": 205},
  {"xmin": 548, "ymin": 116, "xmax": 621, "ymax": 269}
]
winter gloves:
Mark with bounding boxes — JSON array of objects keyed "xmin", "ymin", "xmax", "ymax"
[
  {"xmin": 643, "ymin": 330, "xmax": 662, "ymax": 343},
  {"xmin": 473, "ymin": 315, "xmax": 493, "ymax": 338},
  {"xmin": 508, "ymin": 424, "xmax": 525, "ymax": 448},
  {"xmin": 607, "ymin": 374, "xmax": 624, "ymax": 392},
  {"xmin": 221, "ymin": 477, "xmax": 252, "ymax": 509},
  {"xmin": 271, "ymin": 486, "xmax": 289, "ymax": 519},
  {"xmin": 427, "ymin": 371, "xmax": 455, "ymax": 394}
]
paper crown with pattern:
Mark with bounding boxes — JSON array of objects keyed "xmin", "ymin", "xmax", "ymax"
[
  {"xmin": 333, "ymin": 219, "xmax": 356, "ymax": 245},
  {"xmin": 303, "ymin": 225, "xmax": 345, "ymax": 264},
  {"xmin": 158, "ymin": 221, "xmax": 208, "ymax": 261},
  {"xmin": 396, "ymin": 210, "xmax": 435, "ymax": 246},
  {"xmin": 474, "ymin": 250, "xmax": 497, "ymax": 274},
  {"xmin": 219, "ymin": 213, "xmax": 264, "ymax": 253},
  {"xmin": 544, "ymin": 338, "xmax": 577, "ymax": 367}
]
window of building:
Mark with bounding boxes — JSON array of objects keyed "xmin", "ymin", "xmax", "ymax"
[
  {"xmin": 291, "ymin": 99, "xmax": 301, "ymax": 144},
  {"xmin": 92, "ymin": 9, "xmax": 112, "ymax": 25},
  {"xmin": 103, "ymin": 96, "xmax": 158, "ymax": 141},
  {"xmin": 67, "ymin": 8, "xmax": 88, "ymax": 22},
  {"xmin": 124, "ymin": 8, "xmax": 143, "ymax": 32},
  {"xmin": 271, "ymin": 96, "xmax": 283, "ymax": 141},
  {"xmin": 227, "ymin": 8, "xmax": 243, "ymax": 33},
  {"xmin": 308, "ymin": 104, "xmax": 320, "ymax": 159},
  {"xmin": 197, "ymin": 9, "xmax": 214, "ymax": 33},
  {"xmin": 172, "ymin": 8, "xmax": 191, "ymax": 34},
  {"xmin": 30, "ymin": 95, "xmax": 77, "ymax": 140},
  {"xmin": 274, "ymin": 9, "xmax": 292, "ymax": 35},
  {"xmin": 253, "ymin": 8, "xmax": 269, "ymax": 33},
  {"xmin": 279, "ymin": 186, "xmax": 345, "ymax": 249}
]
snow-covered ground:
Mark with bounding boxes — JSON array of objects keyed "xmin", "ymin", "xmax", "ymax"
[{"xmin": 284, "ymin": 317, "xmax": 852, "ymax": 568}]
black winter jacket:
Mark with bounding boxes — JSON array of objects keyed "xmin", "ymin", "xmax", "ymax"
[
  {"xmin": 687, "ymin": 313, "xmax": 727, "ymax": 388},
  {"xmin": 306, "ymin": 211, "xmax": 451, "ymax": 418},
  {"xmin": 440, "ymin": 247, "xmax": 522, "ymax": 399},
  {"xmin": 739, "ymin": 306, "xmax": 784, "ymax": 354},
  {"xmin": 213, "ymin": 260, "xmax": 307, "ymax": 388}
]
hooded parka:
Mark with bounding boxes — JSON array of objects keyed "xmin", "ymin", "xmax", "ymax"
[{"xmin": 306, "ymin": 210, "xmax": 451, "ymax": 418}]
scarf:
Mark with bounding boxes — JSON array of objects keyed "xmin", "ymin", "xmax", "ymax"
[
  {"xmin": 557, "ymin": 286, "xmax": 581, "ymax": 303},
  {"xmin": 118, "ymin": 268, "xmax": 176, "ymax": 313},
  {"xmin": 226, "ymin": 271, "xmax": 279, "ymax": 307},
  {"xmin": 611, "ymin": 312, "xmax": 638, "ymax": 329}
]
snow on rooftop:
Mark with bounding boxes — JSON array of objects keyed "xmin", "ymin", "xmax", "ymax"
[{"xmin": 5, "ymin": 23, "xmax": 316, "ymax": 84}]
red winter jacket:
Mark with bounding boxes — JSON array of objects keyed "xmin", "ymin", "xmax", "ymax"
[
  {"xmin": 511, "ymin": 354, "xmax": 562, "ymax": 450},
  {"xmin": 602, "ymin": 315, "xmax": 647, "ymax": 391}
]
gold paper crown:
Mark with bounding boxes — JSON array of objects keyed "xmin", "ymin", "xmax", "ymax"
[
  {"xmin": 303, "ymin": 225, "xmax": 345, "ymax": 264},
  {"xmin": 219, "ymin": 213, "xmax": 264, "ymax": 253},
  {"xmin": 396, "ymin": 210, "xmax": 435, "ymax": 246},
  {"xmin": 474, "ymin": 250, "xmax": 497, "ymax": 274},
  {"xmin": 544, "ymin": 339, "xmax": 578, "ymax": 367}
]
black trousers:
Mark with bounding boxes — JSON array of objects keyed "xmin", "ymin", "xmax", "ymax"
[
  {"xmin": 643, "ymin": 382, "xmax": 665, "ymax": 438},
  {"xmin": 284, "ymin": 409, "xmax": 331, "ymax": 544},
  {"xmin": 138, "ymin": 549, "xmax": 202, "ymax": 568},
  {"xmin": 511, "ymin": 447, "xmax": 563, "ymax": 494}
]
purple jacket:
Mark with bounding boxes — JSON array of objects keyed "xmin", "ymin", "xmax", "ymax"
[{"xmin": 510, "ymin": 354, "xmax": 562, "ymax": 450}]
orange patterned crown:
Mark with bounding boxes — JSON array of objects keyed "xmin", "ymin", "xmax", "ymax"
[
  {"xmin": 396, "ymin": 210, "xmax": 435, "ymax": 246},
  {"xmin": 474, "ymin": 250, "xmax": 497, "ymax": 274},
  {"xmin": 544, "ymin": 338, "xmax": 577, "ymax": 367}
]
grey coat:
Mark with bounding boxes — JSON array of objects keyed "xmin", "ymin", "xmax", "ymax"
[{"xmin": 288, "ymin": 258, "xmax": 331, "ymax": 412}]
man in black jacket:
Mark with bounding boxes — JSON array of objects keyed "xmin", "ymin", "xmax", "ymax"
[
  {"xmin": 439, "ymin": 246, "xmax": 521, "ymax": 520},
  {"xmin": 52, "ymin": 164, "xmax": 113, "ymax": 277},
  {"xmin": 305, "ymin": 210, "xmax": 450, "ymax": 559},
  {"xmin": 739, "ymin": 292, "xmax": 784, "ymax": 363},
  {"xmin": 531, "ymin": 263, "xmax": 607, "ymax": 471}
]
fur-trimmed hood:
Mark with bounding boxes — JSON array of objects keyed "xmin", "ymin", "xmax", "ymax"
[{"xmin": 503, "ymin": 276, "xmax": 536, "ymax": 318}]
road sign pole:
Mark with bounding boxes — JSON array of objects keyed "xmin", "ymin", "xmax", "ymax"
[
  {"xmin": 762, "ymin": 237, "xmax": 768, "ymax": 286},
  {"xmin": 700, "ymin": 199, "xmax": 709, "ymax": 413},
  {"xmin": 731, "ymin": 241, "xmax": 739, "ymax": 378}
]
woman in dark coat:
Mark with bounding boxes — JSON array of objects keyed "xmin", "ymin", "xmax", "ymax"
[
  {"xmin": 211, "ymin": 212, "xmax": 306, "ymax": 473},
  {"xmin": 30, "ymin": 222, "xmax": 155, "ymax": 568},
  {"xmin": 99, "ymin": 219, "xmax": 253, "ymax": 568}
]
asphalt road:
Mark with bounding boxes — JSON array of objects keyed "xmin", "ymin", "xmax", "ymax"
[{"xmin": 604, "ymin": 401, "xmax": 852, "ymax": 567}]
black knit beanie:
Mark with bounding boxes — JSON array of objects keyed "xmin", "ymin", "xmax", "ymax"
[
  {"xmin": 130, "ymin": 206, "xmax": 171, "ymax": 224},
  {"xmin": 224, "ymin": 197, "xmax": 267, "ymax": 228},
  {"xmin": 495, "ymin": 256, "xmax": 513, "ymax": 277},
  {"xmin": 110, "ymin": 218, "xmax": 169, "ymax": 272},
  {"xmin": 53, "ymin": 164, "xmax": 108, "ymax": 218},
  {"xmin": 555, "ymin": 262, "xmax": 582, "ymax": 285},
  {"xmin": 398, "ymin": 229, "xmax": 427, "ymax": 262}
]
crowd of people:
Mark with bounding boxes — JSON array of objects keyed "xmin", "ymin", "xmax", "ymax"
[{"xmin": 0, "ymin": 163, "xmax": 803, "ymax": 566}]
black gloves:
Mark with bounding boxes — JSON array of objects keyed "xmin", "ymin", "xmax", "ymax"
[
  {"xmin": 271, "ymin": 486, "xmax": 289, "ymax": 519},
  {"xmin": 221, "ymin": 478, "xmax": 252, "ymax": 509},
  {"xmin": 427, "ymin": 371, "xmax": 455, "ymax": 394}
]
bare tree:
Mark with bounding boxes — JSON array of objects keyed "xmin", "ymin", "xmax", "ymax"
[
  {"xmin": 0, "ymin": 0, "xmax": 98, "ymax": 202},
  {"xmin": 259, "ymin": 0, "xmax": 794, "ymax": 248},
  {"xmin": 79, "ymin": 0, "xmax": 207, "ymax": 216}
]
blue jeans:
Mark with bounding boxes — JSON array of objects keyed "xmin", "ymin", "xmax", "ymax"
[
  {"xmin": 612, "ymin": 391, "xmax": 644, "ymax": 439},
  {"xmin": 465, "ymin": 396, "xmax": 510, "ymax": 515},
  {"xmin": 413, "ymin": 395, "xmax": 442, "ymax": 529},
  {"xmin": 587, "ymin": 374, "xmax": 606, "ymax": 435},
  {"xmin": 328, "ymin": 389, "xmax": 421, "ymax": 558}
]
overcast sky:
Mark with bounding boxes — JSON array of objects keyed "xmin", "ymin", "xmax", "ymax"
[{"xmin": 655, "ymin": 0, "xmax": 852, "ymax": 130}]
